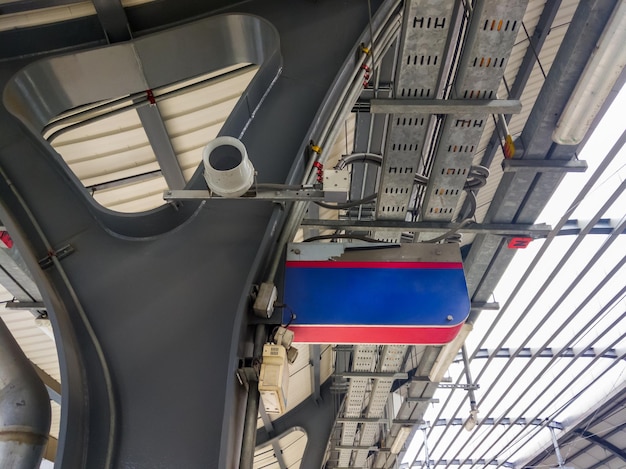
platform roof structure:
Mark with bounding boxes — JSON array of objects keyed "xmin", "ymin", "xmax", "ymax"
[{"xmin": 0, "ymin": 0, "xmax": 624, "ymax": 468}]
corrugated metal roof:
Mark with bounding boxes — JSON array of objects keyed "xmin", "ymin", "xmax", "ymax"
[{"xmin": 49, "ymin": 65, "xmax": 258, "ymax": 213}]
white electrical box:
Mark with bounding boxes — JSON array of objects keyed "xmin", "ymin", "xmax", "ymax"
[
  {"xmin": 323, "ymin": 169, "xmax": 350, "ymax": 202},
  {"xmin": 259, "ymin": 344, "xmax": 289, "ymax": 415}
]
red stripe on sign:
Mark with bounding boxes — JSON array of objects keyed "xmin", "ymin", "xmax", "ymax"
[
  {"xmin": 285, "ymin": 261, "xmax": 463, "ymax": 269},
  {"xmin": 288, "ymin": 324, "xmax": 464, "ymax": 345}
]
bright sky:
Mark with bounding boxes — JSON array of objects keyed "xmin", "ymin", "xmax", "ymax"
[{"xmin": 402, "ymin": 84, "xmax": 626, "ymax": 468}]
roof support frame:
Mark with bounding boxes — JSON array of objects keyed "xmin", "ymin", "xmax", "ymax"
[
  {"xmin": 415, "ymin": 166, "xmax": 626, "ymax": 467},
  {"xmin": 463, "ymin": 0, "xmax": 620, "ymax": 305},
  {"xmin": 421, "ymin": 186, "xmax": 626, "ymax": 466},
  {"xmin": 92, "ymin": 0, "xmax": 131, "ymax": 43},
  {"xmin": 91, "ymin": 0, "xmax": 187, "ymax": 191},
  {"xmin": 300, "ymin": 219, "xmax": 551, "ymax": 236},
  {"xmin": 572, "ymin": 429, "xmax": 626, "ymax": 464},
  {"xmin": 442, "ymin": 249, "xmax": 626, "ymax": 468},
  {"xmin": 522, "ymin": 396, "xmax": 626, "ymax": 468}
]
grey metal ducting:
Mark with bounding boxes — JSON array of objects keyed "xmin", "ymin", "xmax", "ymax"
[{"xmin": 0, "ymin": 315, "xmax": 51, "ymax": 468}]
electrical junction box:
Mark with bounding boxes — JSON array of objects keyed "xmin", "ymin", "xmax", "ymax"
[
  {"xmin": 284, "ymin": 243, "xmax": 470, "ymax": 345},
  {"xmin": 259, "ymin": 344, "xmax": 289, "ymax": 415},
  {"xmin": 323, "ymin": 169, "xmax": 350, "ymax": 202}
]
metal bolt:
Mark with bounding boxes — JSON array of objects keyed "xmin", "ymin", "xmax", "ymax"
[
  {"xmin": 294, "ymin": 249, "xmax": 301, "ymax": 255},
  {"xmin": 446, "ymin": 315, "xmax": 453, "ymax": 321}
]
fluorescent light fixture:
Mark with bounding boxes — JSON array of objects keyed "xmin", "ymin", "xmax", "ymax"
[
  {"xmin": 553, "ymin": 1, "xmax": 626, "ymax": 145},
  {"xmin": 390, "ymin": 426, "xmax": 413, "ymax": 454}
]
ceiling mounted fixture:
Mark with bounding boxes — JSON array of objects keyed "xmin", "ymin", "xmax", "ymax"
[
  {"xmin": 552, "ymin": 1, "xmax": 626, "ymax": 145},
  {"xmin": 203, "ymin": 136, "xmax": 255, "ymax": 197}
]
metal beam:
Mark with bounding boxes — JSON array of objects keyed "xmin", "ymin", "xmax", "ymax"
[
  {"xmin": 587, "ymin": 454, "xmax": 618, "ymax": 469},
  {"xmin": 410, "ymin": 458, "xmax": 515, "ymax": 468},
  {"xmin": 310, "ymin": 344, "xmax": 321, "ymax": 403},
  {"xmin": 165, "ymin": 189, "xmax": 326, "ymax": 202},
  {"xmin": 467, "ymin": 347, "xmax": 619, "ymax": 360},
  {"xmin": 555, "ymin": 409, "xmax": 626, "ymax": 465},
  {"xmin": 572, "ymin": 429, "xmax": 626, "ymax": 464},
  {"xmin": 32, "ymin": 362, "xmax": 61, "ymax": 404},
  {"xmin": 502, "ymin": 159, "xmax": 588, "ymax": 173},
  {"xmin": 92, "ymin": 0, "xmax": 131, "ymax": 43},
  {"xmin": 470, "ymin": 302, "xmax": 500, "ymax": 311},
  {"xmin": 6, "ymin": 301, "xmax": 46, "ymax": 310},
  {"xmin": 427, "ymin": 417, "xmax": 562, "ymax": 430},
  {"xmin": 91, "ymin": 0, "xmax": 186, "ymax": 191},
  {"xmin": 370, "ymin": 99, "xmax": 522, "ymax": 115},
  {"xmin": 406, "ymin": 397, "xmax": 439, "ymax": 403},
  {"xmin": 333, "ymin": 445, "xmax": 379, "ymax": 451},
  {"xmin": 300, "ymin": 219, "xmax": 551, "ymax": 236},
  {"xmin": 337, "ymin": 418, "xmax": 423, "ymax": 425},
  {"xmin": 559, "ymin": 218, "xmax": 626, "ymax": 237},
  {"xmin": 335, "ymin": 371, "xmax": 408, "ymax": 379},
  {"xmin": 136, "ymin": 105, "xmax": 187, "ymax": 190}
]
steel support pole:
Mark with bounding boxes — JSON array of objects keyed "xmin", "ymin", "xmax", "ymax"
[
  {"xmin": 549, "ymin": 427, "xmax": 565, "ymax": 468},
  {"xmin": 422, "ymin": 426, "xmax": 431, "ymax": 469}
]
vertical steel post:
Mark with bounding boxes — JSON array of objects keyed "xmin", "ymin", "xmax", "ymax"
[
  {"xmin": 421, "ymin": 426, "xmax": 431, "ymax": 469},
  {"xmin": 549, "ymin": 426, "xmax": 565, "ymax": 468}
]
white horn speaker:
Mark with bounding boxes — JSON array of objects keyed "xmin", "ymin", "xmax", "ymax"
[{"xmin": 202, "ymin": 136, "xmax": 255, "ymax": 198}]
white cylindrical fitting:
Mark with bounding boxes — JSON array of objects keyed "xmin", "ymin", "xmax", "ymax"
[{"xmin": 202, "ymin": 136, "xmax": 255, "ymax": 198}]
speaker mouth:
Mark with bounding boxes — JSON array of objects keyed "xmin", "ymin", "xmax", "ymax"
[{"xmin": 208, "ymin": 144, "xmax": 243, "ymax": 171}]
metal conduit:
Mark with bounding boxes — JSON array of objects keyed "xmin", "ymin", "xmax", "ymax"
[
  {"xmin": 458, "ymin": 267, "xmax": 626, "ymax": 469},
  {"xmin": 0, "ymin": 316, "xmax": 51, "ymax": 468},
  {"xmin": 410, "ymin": 129, "xmax": 626, "ymax": 467},
  {"xmin": 439, "ymin": 189, "xmax": 626, "ymax": 468},
  {"xmin": 240, "ymin": 324, "xmax": 266, "ymax": 469},
  {"xmin": 266, "ymin": 6, "xmax": 402, "ymax": 282}
]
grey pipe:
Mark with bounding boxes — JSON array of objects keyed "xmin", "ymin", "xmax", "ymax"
[
  {"xmin": 239, "ymin": 324, "xmax": 267, "ymax": 469},
  {"xmin": 0, "ymin": 316, "xmax": 51, "ymax": 468}
]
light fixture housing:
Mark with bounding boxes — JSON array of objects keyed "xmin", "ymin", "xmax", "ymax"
[
  {"xmin": 390, "ymin": 426, "xmax": 413, "ymax": 454},
  {"xmin": 202, "ymin": 136, "xmax": 255, "ymax": 197},
  {"xmin": 552, "ymin": 1, "xmax": 626, "ymax": 145}
]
